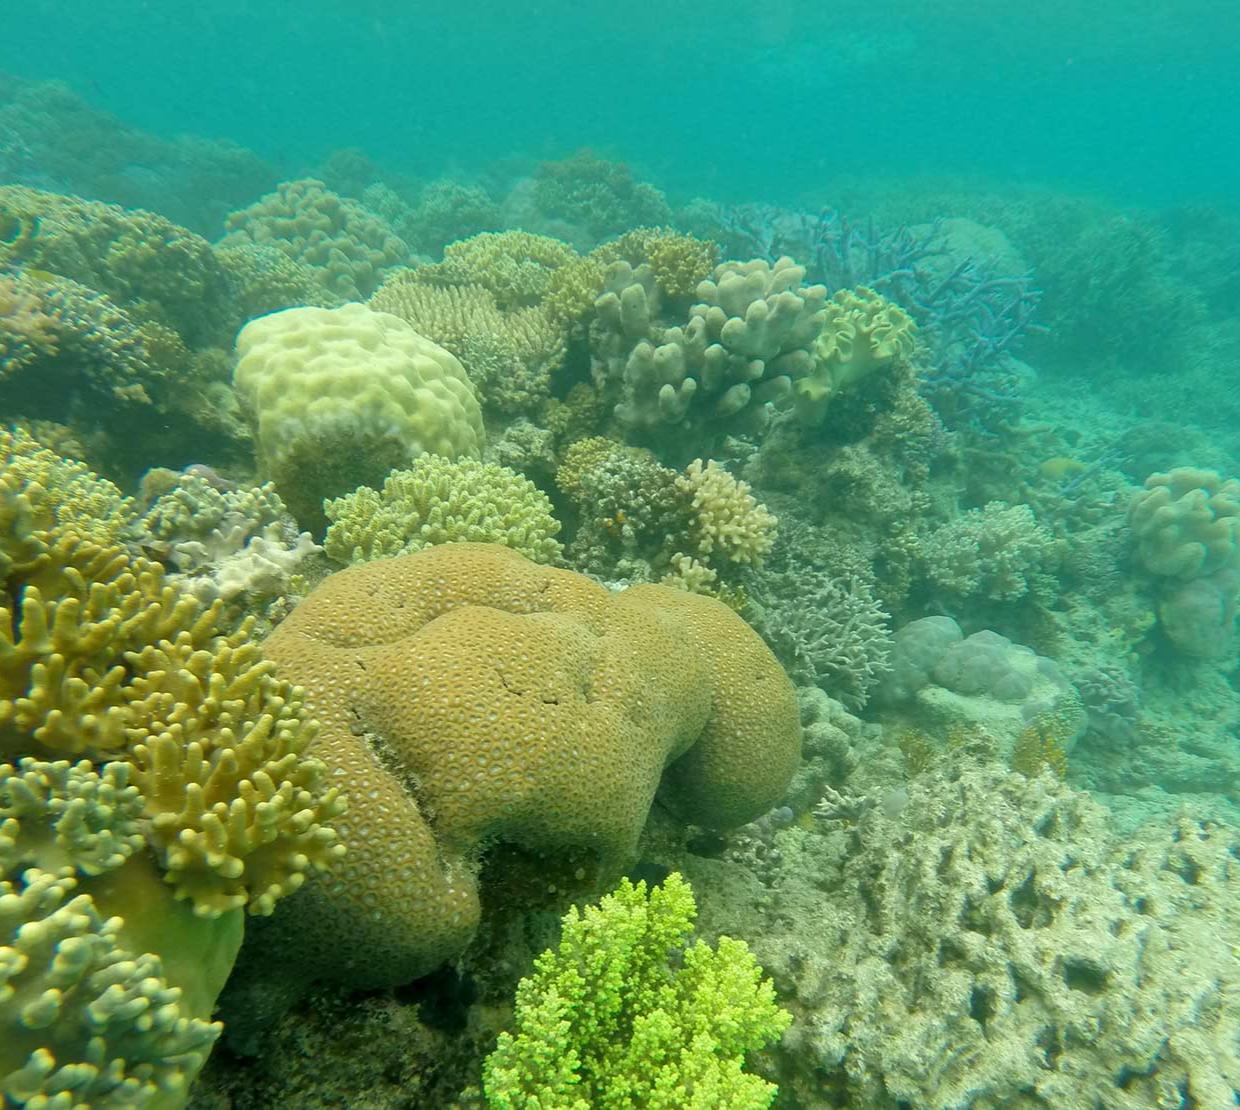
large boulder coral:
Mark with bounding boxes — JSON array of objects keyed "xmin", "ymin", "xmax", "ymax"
[
  {"xmin": 232, "ymin": 543, "xmax": 800, "ymax": 1022},
  {"xmin": 232, "ymin": 302, "xmax": 484, "ymax": 531}
]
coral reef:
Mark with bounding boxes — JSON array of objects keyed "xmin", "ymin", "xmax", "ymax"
[
  {"xmin": 754, "ymin": 750, "xmax": 1240, "ymax": 1108},
  {"xmin": 414, "ymin": 230, "xmax": 579, "ymax": 309},
  {"xmin": 219, "ymin": 178, "xmax": 408, "ymax": 301},
  {"xmin": 0, "ymin": 445, "xmax": 345, "ymax": 1105},
  {"xmin": 227, "ymin": 543, "xmax": 800, "ymax": 1029},
  {"xmin": 370, "ymin": 273, "xmax": 566, "ymax": 414},
  {"xmin": 322, "ymin": 455, "xmax": 562, "ymax": 565},
  {"xmin": 232, "ymin": 302, "xmax": 484, "ymax": 531},
  {"xmin": 483, "ymin": 873, "xmax": 789, "ymax": 1109}
]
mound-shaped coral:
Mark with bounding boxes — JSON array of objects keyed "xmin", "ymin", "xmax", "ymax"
[
  {"xmin": 232, "ymin": 302, "xmax": 484, "ymax": 531},
  {"xmin": 235, "ymin": 543, "xmax": 800, "ymax": 1021},
  {"xmin": 1128, "ymin": 468, "xmax": 1240, "ymax": 656},
  {"xmin": 323, "ymin": 455, "xmax": 562, "ymax": 565},
  {"xmin": 219, "ymin": 178, "xmax": 408, "ymax": 301}
]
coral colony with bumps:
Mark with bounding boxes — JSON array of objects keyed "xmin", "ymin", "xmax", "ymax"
[{"xmin": 1, "ymin": 87, "xmax": 1238, "ymax": 1108}]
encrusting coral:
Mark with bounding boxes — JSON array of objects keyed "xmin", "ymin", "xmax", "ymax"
[
  {"xmin": 228, "ymin": 542, "xmax": 800, "ymax": 1030},
  {"xmin": 758, "ymin": 743, "xmax": 1240, "ymax": 1108},
  {"xmin": 0, "ymin": 443, "xmax": 346, "ymax": 1106},
  {"xmin": 232, "ymin": 302, "xmax": 484, "ymax": 531},
  {"xmin": 482, "ymin": 872, "xmax": 789, "ymax": 1110},
  {"xmin": 322, "ymin": 455, "xmax": 563, "ymax": 565}
]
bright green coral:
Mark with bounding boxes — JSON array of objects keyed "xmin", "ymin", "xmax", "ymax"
[
  {"xmin": 482, "ymin": 873, "xmax": 789, "ymax": 1110},
  {"xmin": 323, "ymin": 455, "xmax": 563, "ymax": 565}
]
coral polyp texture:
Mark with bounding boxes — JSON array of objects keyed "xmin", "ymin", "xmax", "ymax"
[
  {"xmin": 239, "ymin": 542, "xmax": 800, "ymax": 1015},
  {"xmin": 231, "ymin": 302, "xmax": 484, "ymax": 531},
  {"xmin": 219, "ymin": 178, "xmax": 409, "ymax": 301},
  {"xmin": 765, "ymin": 750, "xmax": 1240, "ymax": 1108}
]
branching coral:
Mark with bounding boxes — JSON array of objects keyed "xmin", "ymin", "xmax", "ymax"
[
  {"xmin": 370, "ymin": 274, "xmax": 566, "ymax": 414},
  {"xmin": 921, "ymin": 502, "xmax": 1060, "ymax": 604},
  {"xmin": 675, "ymin": 460, "xmax": 776, "ymax": 570},
  {"xmin": 413, "ymin": 230, "xmax": 579, "ymax": 309},
  {"xmin": 323, "ymin": 456, "xmax": 563, "ymax": 565},
  {"xmin": 482, "ymin": 873, "xmax": 789, "ymax": 1110}
]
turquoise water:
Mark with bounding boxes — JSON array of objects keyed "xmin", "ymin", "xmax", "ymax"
[
  {"xmin": 4, "ymin": 0, "xmax": 1239, "ymax": 204},
  {"xmin": 2, "ymin": 4, "xmax": 1239, "ymax": 1108}
]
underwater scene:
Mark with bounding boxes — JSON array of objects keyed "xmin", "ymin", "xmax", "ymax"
[{"xmin": 1, "ymin": 2, "xmax": 1239, "ymax": 1107}]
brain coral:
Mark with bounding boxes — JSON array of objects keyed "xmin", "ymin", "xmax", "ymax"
[
  {"xmin": 237, "ymin": 542, "xmax": 800, "ymax": 1017},
  {"xmin": 232, "ymin": 302, "xmax": 484, "ymax": 531}
]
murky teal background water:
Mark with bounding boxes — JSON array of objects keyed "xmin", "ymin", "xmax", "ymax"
[{"xmin": 3, "ymin": 0, "xmax": 1237, "ymax": 205}]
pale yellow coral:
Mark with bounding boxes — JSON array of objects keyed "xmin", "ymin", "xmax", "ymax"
[
  {"xmin": 675, "ymin": 459, "xmax": 777, "ymax": 568},
  {"xmin": 415, "ymin": 230, "xmax": 578, "ymax": 308},
  {"xmin": 794, "ymin": 286, "xmax": 917, "ymax": 425},
  {"xmin": 369, "ymin": 275, "xmax": 566, "ymax": 412}
]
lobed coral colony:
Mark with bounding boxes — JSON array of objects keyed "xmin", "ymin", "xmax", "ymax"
[{"xmin": 2, "ymin": 110, "xmax": 1239, "ymax": 1109}]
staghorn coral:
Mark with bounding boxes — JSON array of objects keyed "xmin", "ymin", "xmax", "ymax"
[
  {"xmin": 413, "ymin": 230, "xmax": 579, "ymax": 309},
  {"xmin": 482, "ymin": 873, "xmax": 789, "ymax": 1110},
  {"xmin": 228, "ymin": 543, "xmax": 800, "ymax": 1026},
  {"xmin": 322, "ymin": 455, "xmax": 562, "ymax": 565},
  {"xmin": 232, "ymin": 302, "xmax": 484, "ymax": 532},
  {"xmin": 219, "ymin": 178, "xmax": 408, "ymax": 301},
  {"xmin": 793, "ymin": 286, "xmax": 918, "ymax": 425},
  {"xmin": 369, "ymin": 274, "xmax": 566, "ymax": 414}
]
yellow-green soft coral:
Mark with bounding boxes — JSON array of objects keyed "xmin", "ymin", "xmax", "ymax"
[
  {"xmin": 482, "ymin": 872, "xmax": 789, "ymax": 1110},
  {"xmin": 323, "ymin": 455, "xmax": 563, "ymax": 566},
  {"xmin": 793, "ymin": 286, "xmax": 917, "ymax": 426}
]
